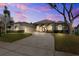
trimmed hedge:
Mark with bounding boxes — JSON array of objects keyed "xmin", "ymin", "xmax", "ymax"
[{"xmin": 7, "ymin": 30, "xmax": 24, "ymax": 33}]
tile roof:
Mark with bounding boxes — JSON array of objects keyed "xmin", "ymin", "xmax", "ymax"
[
  {"xmin": 34, "ymin": 19, "xmax": 55, "ymax": 25},
  {"xmin": 15, "ymin": 22, "xmax": 35, "ymax": 27}
]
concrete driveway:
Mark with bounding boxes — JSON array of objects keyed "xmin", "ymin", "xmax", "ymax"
[
  {"xmin": 0, "ymin": 32, "xmax": 55, "ymax": 56},
  {"xmin": 0, "ymin": 32, "xmax": 77, "ymax": 56}
]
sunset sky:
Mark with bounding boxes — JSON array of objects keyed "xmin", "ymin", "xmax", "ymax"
[{"xmin": 0, "ymin": 3, "xmax": 79, "ymax": 27}]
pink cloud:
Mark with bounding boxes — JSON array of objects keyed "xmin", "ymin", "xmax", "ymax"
[
  {"xmin": 46, "ymin": 14, "xmax": 62, "ymax": 21},
  {"xmin": 0, "ymin": 3, "xmax": 8, "ymax": 7},
  {"xmin": 46, "ymin": 14, "xmax": 53, "ymax": 20},
  {"xmin": 12, "ymin": 10, "xmax": 27, "ymax": 21},
  {"xmin": 16, "ymin": 4, "xmax": 28, "ymax": 11},
  {"xmin": 72, "ymin": 8, "xmax": 79, "ymax": 16}
]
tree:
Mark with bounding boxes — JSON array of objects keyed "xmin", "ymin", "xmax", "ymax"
[
  {"xmin": 48, "ymin": 3, "xmax": 79, "ymax": 34},
  {"xmin": 3, "ymin": 6, "xmax": 11, "ymax": 34}
]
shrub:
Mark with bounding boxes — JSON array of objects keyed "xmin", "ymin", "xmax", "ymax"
[
  {"xmin": 16, "ymin": 30, "xmax": 24, "ymax": 33},
  {"xmin": 7, "ymin": 30, "xmax": 24, "ymax": 33}
]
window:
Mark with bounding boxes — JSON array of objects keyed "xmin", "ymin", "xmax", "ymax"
[{"xmin": 57, "ymin": 25, "xmax": 63, "ymax": 30}]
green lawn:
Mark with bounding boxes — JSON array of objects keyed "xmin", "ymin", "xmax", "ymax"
[
  {"xmin": 0, "ymin": 33, "xmax": 32, "ymax": 43},
  {"xmin": 54, "ymin": 33, "xmax": 79, "ymax": 54}
]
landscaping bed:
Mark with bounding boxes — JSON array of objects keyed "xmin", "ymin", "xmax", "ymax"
[
  {"xmin": 0, "ymin": 33, "xmax": 32, "ymax": 43},
  {"xmin": 54, "ymin": 33, "xmax": 79, "ymax": 54}
]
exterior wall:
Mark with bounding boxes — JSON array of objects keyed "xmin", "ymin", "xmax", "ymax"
[
  {"xmin": 56, "ymin": 25, "xmax": 63, "ymax": 30},
  {"xmin": 36, "ymin": 24, "xmax": 53, "ymax": 32},
  {"xmin": 10, "ymin": 23, "xmax": 35, "ymax": 33},
  {"xmin": 13, "ymin": 24, "xmax": 20, "ymax": 31},
  {"xmin": 24, "ymin": 26, "xmax": 35, "ymax": 33},
  {"xmin": 47, "ymin": 24, "xmax": 53, "ymax": 31},
  {"xmin": 35, "ymin": 23, "xmax": 68, "ymax": 33},
  {"xmin": 36, "ymin": 25, "xmax": 40, "ymax": 31},
  {"xmin": 55, "ymin": 24, "xmax": 68, "ymax": 30},
  {"xmin": 39, "ymin": 26, "xmax": 43, "ymax": 32}
]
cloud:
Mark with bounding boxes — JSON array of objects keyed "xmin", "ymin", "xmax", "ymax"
[
  {"xmin": 16, "ymin": 4, "xmax": 28, "ymax": 11},
  {"xmin": 12, "ymin": 10, "xmax": 27, "ymax": 22},
  {"xmin": 33, "ymin": 5, "xmax": 51, "ymax": 12},
  {"xmin": 72, "ymin": 8, "xmax": 79, "ymax": 16},
  {"xmin": 46, "ymin": 14, "xmax": 63, "ymax": 21},
  {"xmin": 0, "ymin": 3, "xmax": 8, "ymax": 7}
]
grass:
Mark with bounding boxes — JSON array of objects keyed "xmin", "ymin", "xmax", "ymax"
[
  {"xmin": 0, "ymin": 33, "xmax": 32, "ymax": 43},
  {"xmin": 54, "ymin": 33, "xmax": 79, "ymax": 54}
]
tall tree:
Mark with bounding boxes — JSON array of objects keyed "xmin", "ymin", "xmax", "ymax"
[
  {"xmin": 3, "ymin": 6, "xmax": 11, "ymax": 34},
  {"xmin": 48, "ymin": 3, "xmax": 79, "ymax": 34}
]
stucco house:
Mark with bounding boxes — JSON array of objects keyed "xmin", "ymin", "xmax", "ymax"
[
  {"xmin": 33, "ymin": 20, "xmax": 69, "ymax": 33},
  {"xmin": 11, "ymin": 22, "xmax": 35, "ymax": 33}
]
